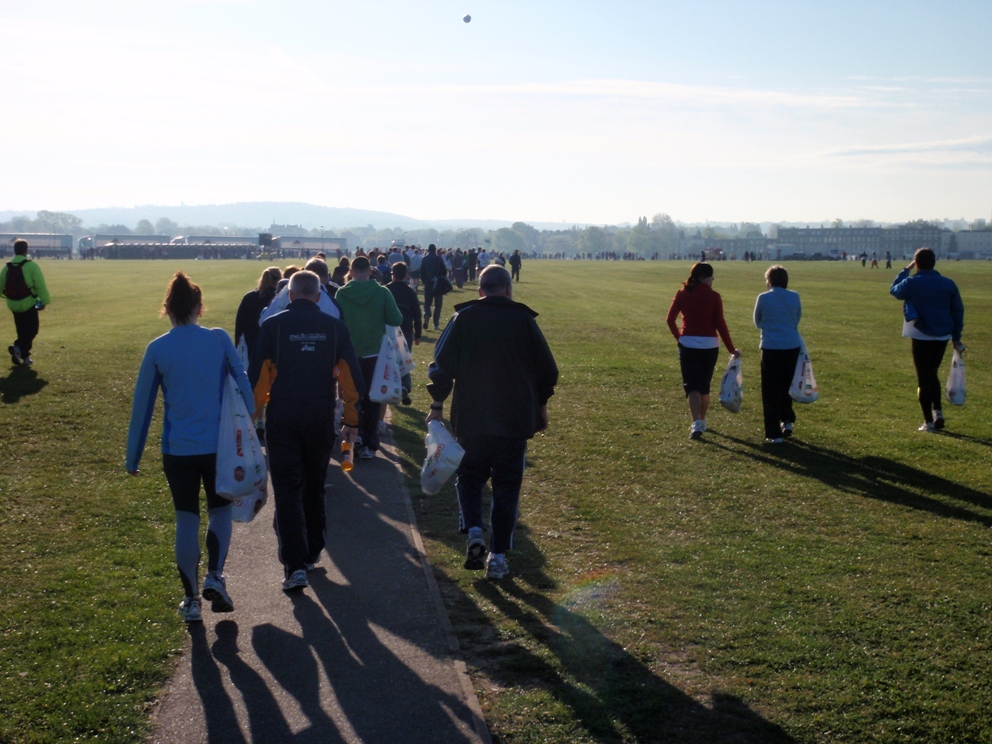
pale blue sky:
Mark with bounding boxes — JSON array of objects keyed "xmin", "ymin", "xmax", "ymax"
[{"xmin": 2, "ymin": 0, "xmax": 989, "ymax": 224}]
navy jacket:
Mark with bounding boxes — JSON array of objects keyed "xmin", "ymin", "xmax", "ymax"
[{"xmin": 250, "ymin": 299, "xmax": 364, "ymax": 426}]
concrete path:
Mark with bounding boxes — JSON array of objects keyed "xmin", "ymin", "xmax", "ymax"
[{"xmin": 150, "ymin": 429, "xmax": 491, "ymax": 744}]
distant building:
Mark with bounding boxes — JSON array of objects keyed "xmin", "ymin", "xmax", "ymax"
[
  {"xmin": 269, "ymin": 223, "xmax": 309, "ymax": 237},
  {"xmin": 952, "ymin": 230, "xmax": 992, "ymax": 259},
  {"xmin": 1, "ymin": 233, "xmax": 73, "ymax": 258}
]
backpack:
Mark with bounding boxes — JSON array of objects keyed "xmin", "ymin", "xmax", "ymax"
[{"xmin": 4, "ymin": 260, "xmax": 35, "ymax": 301}]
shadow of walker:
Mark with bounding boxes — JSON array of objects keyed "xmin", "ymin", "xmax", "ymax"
[
  {"xmin": 0, "ymin": 366, "xmax": 47, "ymax": 403},
  {"xmin": 709, "ymin": 433, "xmax": 992, "ymax": 527},
  {"xmin": 464, "ymin": 534, "xmax": 794, "ymax": 744}
]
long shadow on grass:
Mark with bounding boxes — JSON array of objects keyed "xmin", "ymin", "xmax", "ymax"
[
  {"xmin": 459, "ymin": 532, "xmax": 793, "ymax": 743},
  {"xmin": 0, "ymin": 366, "xmax": 47, "ymax": 403},
  {"xmin": 708, "ymin": 434, "xmax": 992, "ymax": 526}
]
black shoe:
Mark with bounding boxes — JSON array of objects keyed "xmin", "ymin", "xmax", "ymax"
[
  {"xmin": 8, "ymin": 345, "xmax": 22, "ymax": 366},
  {"xmin": 402, "ymin": 391, "xmax": 412, "ymax": 406}
]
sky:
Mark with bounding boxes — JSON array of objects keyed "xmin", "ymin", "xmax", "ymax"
[{"xmin": 1, "ymin": 0, "xmax": 990, "ymax": 225}]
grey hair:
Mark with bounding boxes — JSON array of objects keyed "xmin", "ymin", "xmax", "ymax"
[
  {"xmin": 289, "ymin": 270, "xmax": 321, "ymax": 301},
  {"xmin": 479, "ymin": 265, "xmax": 512, "ymax": 293}
]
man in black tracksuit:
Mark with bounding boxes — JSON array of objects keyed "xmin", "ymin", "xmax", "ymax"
[
  {"xmin": 426, "ymin": 265, "xmax": 559, "ymax": 580},
  {"xmin": 250, "ymin": 271, "xmax": 363, "ymax": 592},
  {"xmin": 419, "ymin": 243, "xmax": 447, "ymax": 330}
]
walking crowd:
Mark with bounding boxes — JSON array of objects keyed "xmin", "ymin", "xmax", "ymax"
[
  {"xmin": 112, "ymin": 238, "xmax": 966, "ymax": 625},
  {"xmin": 123, "ymin": 245, "xmax": 557, "ymax": 623}
]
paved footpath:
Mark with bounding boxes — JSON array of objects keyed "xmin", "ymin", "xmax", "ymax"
[{"xmin": 150, "ymin": 429, "xmax": 491, "ymax": 744}]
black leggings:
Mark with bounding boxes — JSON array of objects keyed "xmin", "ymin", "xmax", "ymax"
[{"xmin": 912, "ymin": 339, "xmax": 948, "ymax": 422}]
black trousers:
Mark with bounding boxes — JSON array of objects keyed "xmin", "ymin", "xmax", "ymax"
[
  {"xmin": 760, "ymin": 347, "xmax": 801, "ymax": 439},
  {"xmin": 266, "ymin": 398, "xmax": 336, "ymax": 576},
  {"xmin": 456, "ymin": 436, "xmax": 527, "ymax": 555},
  {"xmin": 358, "ymin": 355, "xmax": 381, "ymax": 452},
  {"xmin": 912, "ymin": 339, "xmax": 948, "ymax": 422},
  {"xmin": 12, "ymin": 306, "xmax": 40, "ymax": 356},
  {"xmin": 423, "ymin": 290, "xmax": 443, "ymax": 327}
]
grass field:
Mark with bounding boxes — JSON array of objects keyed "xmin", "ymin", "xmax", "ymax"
[{"xmin": 1, "ymin": 259, "xmax": 990, "ymax": 743}]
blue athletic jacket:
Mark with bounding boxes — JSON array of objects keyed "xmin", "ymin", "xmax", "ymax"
[
  {"xmin": 890, "ymin": 268, "xmax": 964, "ymax": 341},
  {"xmin": 126, "ymin": 325, "xmax": 254, "ymax": 472}
]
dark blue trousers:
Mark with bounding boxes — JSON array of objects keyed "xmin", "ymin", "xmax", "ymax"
[
  {"xmin": 456, "ymin": 436, "xmax": 527, "ymax": 554},
  {"xmin": 266, "ymin": 398, "xmax": 336, "ymax": 576}
]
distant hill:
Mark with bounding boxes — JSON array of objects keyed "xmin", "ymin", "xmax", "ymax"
[{"xmin": 0, "ymin": 202, "xmax": 585, "ymax": 232}]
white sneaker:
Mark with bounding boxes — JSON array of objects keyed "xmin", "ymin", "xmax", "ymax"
[
  {"xmin": 486, "ymin": 553, "xmax": 510, "ymax": 580},
  {"xmin": 464, "ymin": 528, "xmax": 487, "ymax": 570},
  {"xmin": 933, "ymin": 411, "xmax": 945, "ymax": 430},
  {"xmin": 781, "ymin": 422, "xmax": 794, "ymax": 437},
  {"xmin": 358, "ymin": 446, "xmax": 375, "ymax": 460},
  {"xmin": 179, "ymin": 596, "xmax": 202, "ymax": 623},
  {"xmin": 918, "ymin": 422, "xmax": 936, "ymax": 433},
  {"xmin": 202, "ymin": 573, "xmax": 234, "ymax": 613},
  {"xmin": 689, "ymin": 420, "xmax": 704, "ymax": 440}
]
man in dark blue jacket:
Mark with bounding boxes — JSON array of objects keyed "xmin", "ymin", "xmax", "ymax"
[
  {"xmin": 426, "ymin": 266, "xmax": 559, "ymax": 579},
  {"xmin": 250, "ymin": 271, "xmax": 363, "ymax": 591}
]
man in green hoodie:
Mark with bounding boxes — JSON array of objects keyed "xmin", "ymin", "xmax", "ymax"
[
  {"xmin": 334, "ymin": 256, "xmax": 403, "ymax": 459},
  {"xmin": 1, "ymin": 239, "xmax": 51, "ymax": 366}
]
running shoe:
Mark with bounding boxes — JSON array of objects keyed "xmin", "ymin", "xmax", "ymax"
[
  {"xmin": 689, "ymin": 420, "xmax": 704, "ymax": 440},
  {"xmin": 918, "ymin": 422, "xmax": 936, "ymax": 433},
  {"xmin": 282, "ymin": 569, "xmax": 309, "ymax": 592},
  {"xmin": 179, "ymin": 596, "xmax": 202, "ymax": 623},
  {"xmin": 486, "ymin": 553, "xmax": 510, "ymax": 580},
  {"xmin": 464, "ymin": 528, "xmax": 487, "ymax": 570},
  {"xmin": 202, "ymin": 573, "xmax": 234, "ymax": 613},
  {"xmin": 933, "ymin": 411, "xmax": 945, "ymax": 430},
  {"xmin": 764, "ymin": 437, "xmax": 784, "ymax": 444},
  {"xmin": 358, "ymin": 446, "xmax": 375, "ymax": 460},
  {"xmin": 8, "ymin": 345, "xmax": 21, "ymax": 366},
  {"xmin": 781, "ymin": 422, "xmax": 794, "ymax": 437}
]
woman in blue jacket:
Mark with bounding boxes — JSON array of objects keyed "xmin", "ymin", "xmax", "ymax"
[
  {"xmin": 890, "ymin": 248, "xmax": 965, "ymax": 432},
  {"xmin": 126, "ymin": 272, "xmax": 255, "ymax": 623}
]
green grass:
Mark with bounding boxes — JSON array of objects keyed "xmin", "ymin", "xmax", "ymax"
[{"xmin": 1, "ymin": 259, "xmax": 991, "ymax": 742}]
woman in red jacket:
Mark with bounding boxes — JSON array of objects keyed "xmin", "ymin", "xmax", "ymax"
[{"xmin": 666, "ymin": 262, "xmax": 741, "ymax": 440}]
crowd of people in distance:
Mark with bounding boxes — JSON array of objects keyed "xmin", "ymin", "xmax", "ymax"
[
  {"xmin": 666, "ymin": 247, "xmax": 966, "ymax": 442},
  {"xmin": 125, "ymin": 245, "xmax": 556, "ymax": 624}
]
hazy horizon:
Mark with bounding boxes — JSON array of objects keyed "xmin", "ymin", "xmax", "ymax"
[{"xmin": 3, "ymin": 1, "xmax": 989, "ymax": 225}]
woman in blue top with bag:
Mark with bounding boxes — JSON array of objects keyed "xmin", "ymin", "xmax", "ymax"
[
  {"xmin": 753, "ymin": 265, "xmax": 803, "ymax": 444},
  {"xmin": 126, "ymin": 272, "xmax": 255, "ymax": 623},
  {"xmin": 890, "ymin": 248, "xmax": 965, "ymax": 432}
]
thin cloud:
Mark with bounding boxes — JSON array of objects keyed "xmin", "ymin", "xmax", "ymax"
[{"xmin": 828, "ymin": 135, "xmax": 992, "ymax": 158}]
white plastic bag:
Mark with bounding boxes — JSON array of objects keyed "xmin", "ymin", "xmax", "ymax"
[
  {"xmin": 945, "ymin": 349, "xmax": 965, "ymax": 406},
  {"xmin": 420, "ymin": 420, "xmax": 465, "ymax": 495},
  {"xmin": 389, "ymin": 325, "xmax": 415, "ymax": 377},
  {"xmin": 718, "ymin": 356, "xmax": 743, "ymax": 413},
  {"xmin": 216, "ymin": 374, "xmax": 268, "ymax": 500},
  {"xmin": 369, "ymin": 332, "xmax": 403, "ymax": 405},
  {"xmin": 236, "ymin": 334, "xmax": 250, "ymax": 373},
  {"xmin": 231, "ymin": 473, "xmax": 268, "ymax": 523},
  {"xmin": 789, "ymin": 343, "xmax": 819, "ymax": 404}
]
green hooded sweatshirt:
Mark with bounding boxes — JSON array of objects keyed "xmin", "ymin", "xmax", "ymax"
[
  {"xmin": 335, "ymin": 278, "xmax": 403, "ymax": 357},
  {"xmin": 1, "ymin": 255, "xmax": 51, "ymax": 313}
]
